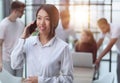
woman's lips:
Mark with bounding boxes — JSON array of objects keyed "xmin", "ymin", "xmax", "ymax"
[{"xmin": 39, "ymin": 26, "xmax": 46, "ymax": 31}]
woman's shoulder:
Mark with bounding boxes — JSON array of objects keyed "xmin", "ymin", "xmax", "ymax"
[
  {"xmin": 55, "ymin": 37, "xmax": 68, "ymax": 47},
  {"xmin": 25, "ymin": 36, "xmax": 37, "ymax": 44}
]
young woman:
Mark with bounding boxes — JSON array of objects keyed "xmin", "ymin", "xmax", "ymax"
[
  {"xmin": 75, "ymin": 29, "xmax": 97, "ymax": 63},
  {"xmin": 11, "ymin": 4, "xmax": 73, "ymax": 83}
]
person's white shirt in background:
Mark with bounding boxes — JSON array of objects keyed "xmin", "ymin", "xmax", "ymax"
[
  {"xmin": 0, "ymin": 17, "xmax": 24, "ymax": 62},
  {"xmin": 55, "ymin": 20, "xmax": 77, "ymax": 43},
  {"xmin": 100, "ymin": 23, "xmax": 120, "ymax": 54}
]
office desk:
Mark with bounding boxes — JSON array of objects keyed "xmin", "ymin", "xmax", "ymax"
[{"xmin": 73, "ymin": 67, "xmax": 95, "ymax": 83}]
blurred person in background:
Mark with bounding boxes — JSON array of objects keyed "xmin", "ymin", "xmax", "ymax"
[
  {"xmin": 0, "ymin": 1, "xmax": 25, "ymax": 77},
  {"xmin": 75, "ymin": 29, "xmax": 97, "ymax": 63},
  {"xmin": 96, "ymin": 18, "xmax": 120, "ymax": 83},
  {"xmin": 56, "ymin": 9, "xmax": 77, "ymax": 45}
]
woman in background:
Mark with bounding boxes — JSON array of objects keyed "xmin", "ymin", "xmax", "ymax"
[
  {"xmin": 75, "ymin": 29, "xmax": 97, "ymax": 63},
  {"xmin": 11, "ymin": 4, "xmax": 73, "ymax": 83}
]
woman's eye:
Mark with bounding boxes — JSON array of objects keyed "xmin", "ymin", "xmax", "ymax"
[
  {"xmin": 37, "ymin": 17, "xmax": 41, "ymax": 20},
  {"xmin": 46, "ymin": 17, "xmax": 50, "ymax": 21}
]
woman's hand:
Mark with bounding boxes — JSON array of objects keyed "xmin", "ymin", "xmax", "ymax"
[
  {"xmin": 23, "ymin": 76, "xmax": 38, "ymax": 83},
  {"xmin": 21, "ymin": 21, "xmax": 36, "ymax": 39}
]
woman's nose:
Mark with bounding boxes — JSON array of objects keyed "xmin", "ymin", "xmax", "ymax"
[{"xmin": 40, "ymin": 19, "xmax": 45, "ymax": 25}]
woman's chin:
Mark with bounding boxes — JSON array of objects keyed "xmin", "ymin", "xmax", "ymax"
[{"xmin": 39, "ymin": 29, "xmax": 45, "ymax": 33}]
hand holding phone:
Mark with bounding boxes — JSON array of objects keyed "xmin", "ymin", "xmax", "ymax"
[
  {"xmin": 21, "ymin": 20, "xmax": 37, "ymax": 39},
  {"xmin": 29, "ymin": 20, "xmax": 37, "ymax": 34}
]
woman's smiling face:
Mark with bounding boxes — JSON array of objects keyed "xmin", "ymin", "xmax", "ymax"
[{"xmin": 36, "ymin": 9, "xmax": 50, "ymax": 36}]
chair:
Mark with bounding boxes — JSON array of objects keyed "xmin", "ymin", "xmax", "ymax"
[
  {"xmin": 0, "ymin": 68, "xmax": 22, "ymax": 83},
  {"xmin": 72, "ymin": 52, "xmax": 95, "ymax": 83},
  {"xmin": 93, "ymin": 73, "xmax": 114, "ymax": 83},
  {"xmin": 72, "ymin": 52, "xmax": 94, "ymax": 68}
]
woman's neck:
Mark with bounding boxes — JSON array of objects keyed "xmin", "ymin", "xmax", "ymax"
[{"xmin": 39, "ymin": 34, "xmax": 49, "ymax": 45}]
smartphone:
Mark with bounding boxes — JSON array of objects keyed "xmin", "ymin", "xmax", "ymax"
[{"xmin": 29, "ymin": 20, "xmax": 37, "ymax": 34}]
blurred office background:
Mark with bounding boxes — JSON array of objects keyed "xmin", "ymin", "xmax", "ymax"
[{"xmin": 0, "ymin": 0, "xmax": 120, "ymax": 83}]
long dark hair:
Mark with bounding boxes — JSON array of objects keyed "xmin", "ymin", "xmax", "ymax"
[
  {"xmin": 36, "ymin": 4, "xmax": 59, "ymax": 39},
  {"xmin": 76, "ymin": 29, "xmax": 96, "ymax": 46}
]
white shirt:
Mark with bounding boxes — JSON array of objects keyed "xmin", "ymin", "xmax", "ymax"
[
  {"xmin": 11, "ymin": 36, "xmax": 73, "ymax": 83},
  {"xmin": 0, "ymin": 17, "xmax": 24, "ymax": 61},
  {"xmin": 100, "ymin": 23, "xmax": 120, "ymax": 54},
  {"xmin": 56, "ymin": 20, "xmax": 77, "ymax": 43}
]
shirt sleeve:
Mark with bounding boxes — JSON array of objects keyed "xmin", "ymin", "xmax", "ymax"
[
  {"xmin": 99, "ymin": 32, "xmax": 105, "ymax": 39},
  {"xmin": 71, "ymin": 30, "xmax": 77, "ymax": 40},
  {"xmin": 38, "ymin": 46, "xmax": 73, "ymax": 83},
  {"xmin": 11, "ymin": 38, "xmax": 25, "ymax": 69},
  {"xmin": 0, "ymin": 24, "xmax": 6, "ymax": 39},
  {"xmin": 111, "ymin": 27, "xmax": 120, "ymax": 38}
]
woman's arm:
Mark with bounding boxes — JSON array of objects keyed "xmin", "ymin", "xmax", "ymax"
[
  {"xmin": 11, "ymin": 38, "xmax": 25, "ymax": 69},
  {"xmin": 11, "ymin": 22, "xmax": 35, "ymax": 69}
]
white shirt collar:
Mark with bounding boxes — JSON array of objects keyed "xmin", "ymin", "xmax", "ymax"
[{"xmin": 32, "ymin": 36, "xmax": 56, "ymax": 47}]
